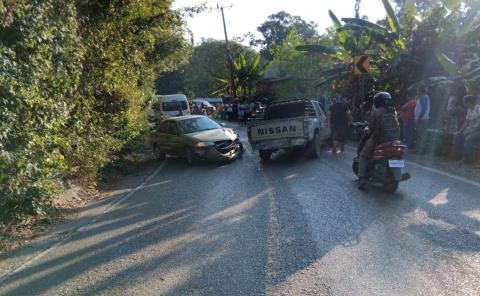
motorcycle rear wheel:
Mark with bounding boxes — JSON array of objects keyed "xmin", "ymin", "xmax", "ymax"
[{"xmin": 383, "ymin": 181, "xmax": 399, "ymax": 194}]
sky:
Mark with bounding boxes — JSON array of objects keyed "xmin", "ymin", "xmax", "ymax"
[{"xmin": 173, "ymin": 0, "xmax": 389, "ymax": 44}]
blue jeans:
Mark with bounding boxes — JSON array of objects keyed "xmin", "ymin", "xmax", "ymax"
[
  {"xmin": 402, "ymin": 121, "xmax": 415, "ymax": 148},
  {"xmin": 454, "ymin": 130, "xmax": 480, "ymax": 162}
]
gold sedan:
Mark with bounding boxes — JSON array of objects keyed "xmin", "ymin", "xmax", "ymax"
[{"xmin": 150, "ymin": 115, "xmax": 243, "ymax": 165}]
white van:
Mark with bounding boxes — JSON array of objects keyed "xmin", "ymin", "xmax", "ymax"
[{"xmin": 149, "ymin": 94, "xmax": 191, "ymax": 123}]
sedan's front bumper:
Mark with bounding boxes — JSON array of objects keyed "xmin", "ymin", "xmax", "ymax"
[{"xmin": 193, "ymin": 141, "xmax": 243, "ymax": 162}]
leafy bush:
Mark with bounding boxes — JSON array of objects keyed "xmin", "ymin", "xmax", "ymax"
[{"xmin": 0, "ymin": 0, "xmax": 189, "ymax": 223}]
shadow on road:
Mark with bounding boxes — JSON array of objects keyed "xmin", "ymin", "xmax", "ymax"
[
  {"xmin": 2, "ymin": 143, "xmax": 480, "ymax": 295},
  {"xmin": 1, "ymin": 156, "xmax": 270, "ymax": 295}
]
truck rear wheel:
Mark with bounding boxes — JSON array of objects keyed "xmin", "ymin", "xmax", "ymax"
[
  {"xmin": 259, "ymin": 150, "xmax": 271, "ymax": 162},
  {"xmin": 308, "ymin": 132, "xmax": 321, "ymax": 159}
]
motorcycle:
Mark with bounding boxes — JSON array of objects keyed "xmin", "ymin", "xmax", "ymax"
[{"xmin": 352, "ymin": 133, "xmax": 411, "ymax": 193}]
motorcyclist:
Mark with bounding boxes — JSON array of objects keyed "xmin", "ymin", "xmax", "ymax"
[{"xmin": 358, "ymin": 91, "xmax": 401, "ymax": 190}]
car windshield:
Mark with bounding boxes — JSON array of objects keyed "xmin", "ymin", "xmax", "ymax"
[
  {"xmin": 162, "ymin": 100, "xmax": 188, "ymax": 111},
  {"xmin": 179, "ymin": 117, "xmax": 221, "ymax": 134}
]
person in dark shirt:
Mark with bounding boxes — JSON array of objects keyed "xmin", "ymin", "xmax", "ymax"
[{"xmin": 328, "ymin": 97, "xmax": 352, "ymax": 154}]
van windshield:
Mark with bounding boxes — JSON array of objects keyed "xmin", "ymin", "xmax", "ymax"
[{"xmin": 162, "ymin": 101, "xmax": 188, "ymax": 111}]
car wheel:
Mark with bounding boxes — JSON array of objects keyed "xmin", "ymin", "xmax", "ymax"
[
  {"xmin": 308, "ymin": 132, "xmax": 321, "ymax": 159},
  {"xmin": 153, "ymin": 144, "xmax": 166, "ymax": 161},
  {"xmin": 185, "ymin": 147, "xmax": 196, "ymax": 165},
  {"xmin": 259, "ymin": 150, "xmax": 271, "ymax": 162}
]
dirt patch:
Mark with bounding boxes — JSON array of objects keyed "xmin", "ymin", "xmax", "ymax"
[
  {"xmin": 0, "ymin": 152, "xmax": 155, "ymax": 257},
  {"xmin": 0, "ymin": 184, "xmax": 92, "ymax": 258}
]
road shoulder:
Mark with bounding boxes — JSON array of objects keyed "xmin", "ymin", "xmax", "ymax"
[{"xmin": 0, "ymin": 159, "xmax": 163, "ymax": 281}]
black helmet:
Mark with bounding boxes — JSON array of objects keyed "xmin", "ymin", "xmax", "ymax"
[{"xmin": 373, "ymin": 91, "xmax": 393, "ymax": 108}]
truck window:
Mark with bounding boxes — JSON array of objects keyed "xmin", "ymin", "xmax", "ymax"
[
  {"xmin": 266, "ymin": 101, "xmax": 306, "ymax": 120},
  {"xmin": 305, "ymin": 101, "xmax": 316, "ymax": 117},
  {"xmin": 313, "ymin": 101, "xmax": 325, "ymax": 117}
]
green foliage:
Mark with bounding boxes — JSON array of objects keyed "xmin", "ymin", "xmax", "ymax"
[
  {"xmin": 254, "ymin": 11, "xmax": 320, "ymax": 59},
  {"xmin": 268, "ymin": 29, "xmax": 335, "ymax": 99},
  {"xmin": 436, "ymin": 53, "xmax": 460, "ymax": 76},
  {"xmin": 382, "ymin": 0, "xmax": 401, "ymax": 34},
  {"xmin": 212, "ymin": 52, "xmax": 271, "ymax": 99},
  {"xmin": 328, "ymin": 10, "xmax": 347, "ymax": 45},
  {"xmin": 0, "ymin": 0, "xmax": 189, "ymax": 222},
  {"xmin": 1, "ymin": 0, "xmax": 82, "ymax": 220},
  {"xmin": 156, "ymin": 39, "xmax": 254, "ymax": 97}
]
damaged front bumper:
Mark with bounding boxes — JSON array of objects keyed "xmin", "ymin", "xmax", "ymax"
[{"xmin": 194, "ymin": 140, "xmax": 243, "ymax": 162}]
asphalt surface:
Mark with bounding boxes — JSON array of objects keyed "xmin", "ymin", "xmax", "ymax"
[{"xmin": 1, "ymin": 124, "xmax": 480, "ymax": 296}]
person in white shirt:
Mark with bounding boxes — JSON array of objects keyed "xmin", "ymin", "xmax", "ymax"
[
  {"xmin": 414, "ymin": 85, "xmax": 431, "ymax": 153},
  {"xmin": 454, "ymin": 95, "xmax": 480, "ymax": 164}
]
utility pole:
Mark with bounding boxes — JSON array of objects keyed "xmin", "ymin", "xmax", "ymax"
[{"xmin": 217, "ymin": 4, "xmax": 237, "ymax": 98}]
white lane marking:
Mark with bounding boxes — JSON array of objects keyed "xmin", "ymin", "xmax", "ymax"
[
  {"xmin": 0, "ymin": 161, "xmax": 167, "ymax": 285},
  {"xmin": 345, "ymin": 144, "xmax": 480, "ymax": 189},
  {"xmin": 257, "ymin": 166, "xmax": 281, "ymax": 293},
  {"xmin": 407, "ymin": 161, "xmax": 480, "ymax": 189},
  {"xmin": 266, "ymin": 186, "xmax": 281, "ymax": 294}
]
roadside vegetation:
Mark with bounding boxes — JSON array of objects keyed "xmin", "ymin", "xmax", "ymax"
[{"xmin": 0, "ymin": 0, "xmax": 191, "ymax": 224}]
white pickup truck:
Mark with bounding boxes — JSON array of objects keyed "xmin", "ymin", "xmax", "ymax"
[{"xmin": 247, "ymin": 99, "xmax": 330, "ymax": 161}]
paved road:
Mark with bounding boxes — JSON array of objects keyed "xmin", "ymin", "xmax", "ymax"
[{"xmin": 1, "ymin": 125, "xmax": 480, "ymax": 295}]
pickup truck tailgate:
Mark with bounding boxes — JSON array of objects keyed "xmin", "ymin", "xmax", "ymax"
[{"xmin": 250, "ymin": 119, "xmax": 305, "ymax": 141}]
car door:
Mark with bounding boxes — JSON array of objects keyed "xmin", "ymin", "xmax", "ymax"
[
  {"xmin": 167, "ymin": 121, "xmax": 183, "ymax": 156},
  {"xmin": 313, "ymin": 101, "xmax": 330, "ymax": 140},
  {"xmin": 154, "ymin": 121, "xmax": 171, "ymax": 153}
]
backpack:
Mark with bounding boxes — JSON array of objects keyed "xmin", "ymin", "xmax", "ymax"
[{"xmin": 379, "ymin": 109, "xmax": 401, "ymax": 142}]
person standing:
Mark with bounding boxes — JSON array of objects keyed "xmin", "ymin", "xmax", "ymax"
[
  {"xmin": 400, "ymin": 92, "xmax": 417, "ymax": 149},
  {"xmin": 238, "ymin": 101, "xmax": 245, "ymax": 125},
  {"xmin": 414, "ymin": 85, "xmax": 431, "ymax": 153},
  {"xmin": 227, "ymin": 103, "xmax": 233, "ymax": 121},
  {"xmin": 454, "ymin": 95, "xmax": 480, "ymax": 164},
  {"xmin": 327, "ymin": 97, "xmax": 352, "ymax": 154},
  {"xmin": 445, "ymin": 79, "xmax": 468, "ymax": 132}
]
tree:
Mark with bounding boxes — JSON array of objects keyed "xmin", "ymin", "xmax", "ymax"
[
  {"xmin": 254, "ymin": 11, "xmax": 319, "ymax": 59},
  {"xmin": 295, "ymin": 0, "xmax": 408, "ymax": 104},
  {"xmin": 266, "ymin": 28, "xmax": 334, "ymax": 100},
  {"xmin": 0, "ymin": 0, "xmax": 191, "ymax": 222},
  {"xmin": 156, "ymin": 39, "xmax": 255, "ymax": 98},
  {"xmin": 212, "ymin": 53, "xmax": 271, "ymax": 99}
]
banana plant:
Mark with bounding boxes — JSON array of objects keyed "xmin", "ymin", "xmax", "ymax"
[
  {"xmin": 295, "ymin": 0, "xmax": 406, "ymax": 89},
  {"xmin": 210, "ymin": 53, "xmax": 271, "ymax": 98}
]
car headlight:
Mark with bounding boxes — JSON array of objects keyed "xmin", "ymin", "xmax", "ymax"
[{"xmin": 194, "ymin": 141, "xmax": 215, "ymax": 148}]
